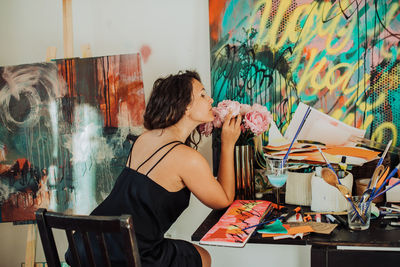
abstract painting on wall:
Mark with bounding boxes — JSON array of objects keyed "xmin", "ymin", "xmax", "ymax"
[
  {"xmin": 209, "ymin": 0, "xmax": 400, "ymax": 146},
  {"xmin": 0, "ymin": 53, "xmax": 145, "ymax": 222}
]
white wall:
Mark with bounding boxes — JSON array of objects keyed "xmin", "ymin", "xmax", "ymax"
[{"xmin": 0, "ymin": 0, "xmax": 310, "ymax": 266}]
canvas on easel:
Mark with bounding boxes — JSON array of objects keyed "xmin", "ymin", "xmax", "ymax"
[{"xmin": 0, "ymin": 53, "xmax": 145, "ymax": 222}]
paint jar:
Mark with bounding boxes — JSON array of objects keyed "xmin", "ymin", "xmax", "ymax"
[{"xmin": 347, "ymin": 196, "xmax": 371, "ymax": 231}]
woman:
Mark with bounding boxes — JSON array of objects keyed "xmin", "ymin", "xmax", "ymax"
[{"xmin": 66, "ymin": 70, "xmax": 241, "ymax": 267}]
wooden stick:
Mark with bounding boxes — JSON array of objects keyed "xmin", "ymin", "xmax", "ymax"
[
  {"xmin": 24, "ymin": 224, "xmax": 37, "ymax": 267},
  {"xmin": 63, "ymin": 0, "xmax": 74, "ymax": 58}
]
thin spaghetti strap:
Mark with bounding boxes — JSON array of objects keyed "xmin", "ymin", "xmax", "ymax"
[
  {"xmin": 145, "ymin": 142, "xmax": 182, "ymax": 176},
  {"xmin": 136, "ymin": 141, "xmax": 182, "ymax": 172}
]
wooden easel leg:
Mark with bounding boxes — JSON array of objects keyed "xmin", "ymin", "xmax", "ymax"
[
  {"xmin": 27, "ymin": 0, "xmax": 74, "ymax": 264},
  {"xmin": 63, "ymin": 0, "xmax": 74, "ymax": 58},
  {"xmin": 25, "ymin": 224, "xmax": 37, "ymax": 267}
]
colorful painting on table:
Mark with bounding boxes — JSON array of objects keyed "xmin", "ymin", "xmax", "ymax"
[
  {"xmin": 0, "ymin": 54, "xmax": 145, "ymax": 222},
  {"xmin": 200, "ymin": 200, "xmax": 272, "ymax": 247},
  {"xmin": 209, "ymin": 0, "xmax": 400, "ymax": 146}
]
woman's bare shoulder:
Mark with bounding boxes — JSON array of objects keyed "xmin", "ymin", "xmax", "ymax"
[
  {"xmin": 131, "ymin": 131, "xmax": 162, "ymax": 149},
  {"xmin": 174, "ymin": 145, "xmax": 208, "ymax": 167}
]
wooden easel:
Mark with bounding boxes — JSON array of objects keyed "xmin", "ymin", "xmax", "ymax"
[{"xmin": 24, "ymin": 1, "xmax": 91, "ymax": 266}]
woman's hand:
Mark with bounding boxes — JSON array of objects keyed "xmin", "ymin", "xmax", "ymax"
[{"xmin": 221, "ymin": 112, "xmax": 242, "ymax": 148}]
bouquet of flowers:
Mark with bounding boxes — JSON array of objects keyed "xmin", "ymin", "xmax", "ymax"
[{"xmin": 199, "ymin": 100, "xmax": 273, "ymax": 145}]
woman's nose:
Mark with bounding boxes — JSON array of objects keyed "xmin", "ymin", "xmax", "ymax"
[{"xmin": 209, "ymin": 97, "xmax": 214, "ymax": 104}]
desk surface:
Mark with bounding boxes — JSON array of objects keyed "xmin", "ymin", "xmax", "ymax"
[{"xmin": 191, "ymin": 207, "xmax": 400, "ymax": 248}]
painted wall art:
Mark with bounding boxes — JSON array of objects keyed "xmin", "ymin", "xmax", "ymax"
[
  {"xmin": 0, "ymin": 54, "xmax": 145, "ymax": 222},
  {"xmin": 209, "ymin": 0, "xmax": 400, "ymax": 146}
]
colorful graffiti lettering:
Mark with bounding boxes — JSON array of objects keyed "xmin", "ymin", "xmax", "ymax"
[{"xmin": 209, "ymin": 0, "xmax": 400, "ymax": 146}]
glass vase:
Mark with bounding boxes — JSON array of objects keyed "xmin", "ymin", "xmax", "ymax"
[{"xmin": 234, "ymin": 145, "xmax": 255, "ymax": 199}]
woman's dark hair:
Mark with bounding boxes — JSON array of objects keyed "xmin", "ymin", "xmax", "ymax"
[{"xmin": 143, "ymin": 70, "xmax": 203, "ymax": 149}]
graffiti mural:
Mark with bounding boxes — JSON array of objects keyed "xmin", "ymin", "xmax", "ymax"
[
  {"xmin": 209, "ymin": 0, "xmax": 400, "ymax": 146},
  {"xmin": 0, "ymin": 54, "xmax": 145, "ymax": 222}
]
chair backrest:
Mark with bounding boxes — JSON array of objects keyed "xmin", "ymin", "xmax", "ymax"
[{"xmin": 35, "ymin": 208, "xmax": 141, "ymax": 267}]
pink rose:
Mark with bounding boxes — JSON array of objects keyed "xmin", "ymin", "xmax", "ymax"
[
  {"xmin": 211, "ymin": 100, "xmax": 241, "ymax": 128},
  {"xmin": 239, "ymin": 104, "xmax": 251, "ymax": 115},
  {"xmin": 217, "ymin": 100, "xmax": 240, "ymax": 117},
  {"xmin": 251, "ymin": 103, "xmax": 270, "ymax": 114},
  {"xmin": 199, "ymin": 121, "xmax": 214, "ymax": 137},
  {"xmin": 212, "ymin": 107, "xmax": 224, "ymax": 128},
  {"xmin": 243, "ymin": 110, "xmax": 272, "ymax": 135},
  {"xmin": 199, "ymin": 100, "xmax": 273, "ymax": 138}
]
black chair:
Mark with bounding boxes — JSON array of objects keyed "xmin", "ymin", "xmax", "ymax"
[{"xmin": 35, "ymin": 208, "xmax": 141, "ymax": 267}]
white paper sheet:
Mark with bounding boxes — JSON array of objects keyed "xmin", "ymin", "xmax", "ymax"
[
  {"xmin": 268, "ymin": 120, "xmax": 289, "ymax": 147},
  {"xmin": 284, "ymin": 102, "xmax": 365, "ymax": 146}
]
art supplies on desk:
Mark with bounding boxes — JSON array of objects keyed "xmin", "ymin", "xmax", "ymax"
[
  {"xmin": 264, "ymin": 102, "xmax": 380, "ymax": 167},
  {"xmin": 264, "ymin": 143, "xmax": 379, "ymax": 166},
  {"xmin": 260, "ymin": 224, "xmax": 314, "ymax": 239},
  {"xmin": 259, "ymin": 221, "xmax": 337, "ymax": 239},
  {"xmin": 200, "ymin": 200, "xmax": 272, "ymax": 247}
]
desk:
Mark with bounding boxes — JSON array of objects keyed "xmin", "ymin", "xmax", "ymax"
[{"xmin": 192, "ymin": 208, "xmax": 400, "ymax": 267}]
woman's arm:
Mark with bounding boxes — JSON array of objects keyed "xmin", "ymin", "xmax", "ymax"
[
  {"xmin": 216, "ymin": 113, "xmax": 241, "ymax": 204},
  {"xmin": 179, "ymin": 113, "xmax": 241, "ymax": 209}
]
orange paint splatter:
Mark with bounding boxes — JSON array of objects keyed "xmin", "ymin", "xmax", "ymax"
[
  {"xmin": 209, "ymin": 0, "xmax": 228, "ymax": 42},
  {"xmin": 16, "ymin": 158, "xmax": 30, "ymax": 170}
]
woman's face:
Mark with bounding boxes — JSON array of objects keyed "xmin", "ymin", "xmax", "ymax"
[{"xmin": 186, "ymin": 79, "xmax": 214, "ymax": 123}]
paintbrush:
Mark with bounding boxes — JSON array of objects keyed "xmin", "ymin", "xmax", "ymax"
[
  {"xmin": 281, "ymin": 106, "xmax": 311, "ymax": 167},
  {"xmin": 366, "ymin": 139, "xmax": 392, "ymax": 190},
  {"xmin": 372, "ymin": 163, "xmax": 400, "ymax": 200},
  {"xmin": 377, "ymin": 139, "xmax": 392, "ymax": 166},
  {"xmin": 317, "ymin": 147, "xmax": 340, "ymax": 184}
]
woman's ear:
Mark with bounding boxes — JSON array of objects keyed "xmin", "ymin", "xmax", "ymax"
[{"xmin": 185, "ymin": 104, "xmax": 192, "ymax": 116}]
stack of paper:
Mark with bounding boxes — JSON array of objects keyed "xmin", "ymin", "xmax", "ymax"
[
  {"xmin": 264, "ymin": 143, "xmax": 379, "ymax": 166},
  {"xmin": 265, "ymin": 102, "xmax": 379, "ymax": 166}
]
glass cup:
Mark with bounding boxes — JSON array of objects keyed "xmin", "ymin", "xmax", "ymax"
[
  {"xmin": 347, "ymin": 196, "xmax": 371, "ymax": 230},
  {"xmin": 265, "ymin": 158, "xmax": 288, "ymax": 210}
]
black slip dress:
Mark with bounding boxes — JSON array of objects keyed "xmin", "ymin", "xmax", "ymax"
[{"xmin": 65, "ymin": 140, "xmax": 202, "ymax": 267}]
